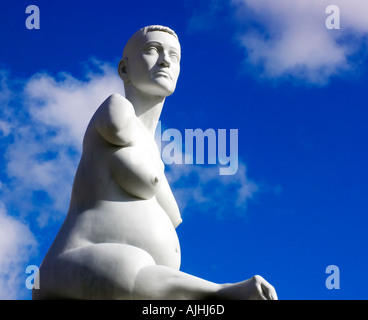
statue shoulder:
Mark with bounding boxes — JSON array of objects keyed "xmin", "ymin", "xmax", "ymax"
[
  {"xmin": 96, "ymin": 93, "xmax": 135, "ymax": 127},
  {"xmin": 92, "ymin": 93, "xmax": 136, "ymax": 146}
]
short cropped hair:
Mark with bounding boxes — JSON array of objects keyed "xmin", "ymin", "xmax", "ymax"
[{"xmin": 122, "ymin": 25, "xmax": 178, "ymax": 59}]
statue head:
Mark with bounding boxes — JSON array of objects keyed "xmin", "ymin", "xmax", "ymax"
[{"xmin": 118, "ymin": 25, "xmax": 181, "ymax": 98}]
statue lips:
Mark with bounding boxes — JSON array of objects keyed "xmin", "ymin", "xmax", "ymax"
[{"xmin": 153, "ymin": 69, "xmax": 172, "ymax": 80}]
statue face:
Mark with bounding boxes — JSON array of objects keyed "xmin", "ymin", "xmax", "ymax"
[{"xmin": 124, "ymin": 31, "xmax": 181, "ymax": 97}]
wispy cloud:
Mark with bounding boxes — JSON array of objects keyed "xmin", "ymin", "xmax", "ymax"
[
  {"xmin": 186, "ymin": 0, "xmax": 368, "ymax": 84},
  {"xmin": 1, "ymin": 60, "xmax": 122, "ymax": 227},
  {"xmin": 232, "ymin": 0, "xmax": 368, "ymax": 84},
  {"xmin": 166, "ymin": 162, "xmax": 257, "ymax": 219},
  {"xmin": 0, "ymin": 202, "xmax": 37, "ymax": 299},
  {"xmin": 0, "ymin": 61, "xmax": 122, "ymax": 299}
]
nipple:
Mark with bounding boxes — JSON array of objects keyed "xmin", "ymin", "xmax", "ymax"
[{"xmin": 152, "ymin": 176, "xmax": 160, "ymax": 185}]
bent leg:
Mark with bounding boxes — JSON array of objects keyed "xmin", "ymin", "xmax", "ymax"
[{"xmin": 33, "ymin": 243, "xmax": 156, "ymax": 300}]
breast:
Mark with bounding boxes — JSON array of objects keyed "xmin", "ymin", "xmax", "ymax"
[{"xmin": 110, "ymin": 146, "xmax": 163, "ymax": 200}]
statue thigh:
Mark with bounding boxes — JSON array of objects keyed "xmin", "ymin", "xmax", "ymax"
[{"xmin": 33, "ymin": 243, "xmax": 156, "ymax": 300}]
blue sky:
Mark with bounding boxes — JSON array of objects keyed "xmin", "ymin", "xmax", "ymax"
[{"xmin": 0, "ymin": 0, "xmax": 368, "ymax": 299}]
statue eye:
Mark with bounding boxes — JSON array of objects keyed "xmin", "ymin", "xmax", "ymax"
[
  {"xmin": 145, "ymin": 46, "xmax": 159, "ymax": 54},
  {"xmin": 170, "ymin": 52, "xmax": 180, "ymax": 62},
  {"xmin": 170, "ymin": 54, "xmax": 179, "ymax": 62}
]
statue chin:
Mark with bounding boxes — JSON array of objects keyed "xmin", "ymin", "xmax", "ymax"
[{"xmin": 128, "ymin": 76, "xmax": 177, "ymax": 98}]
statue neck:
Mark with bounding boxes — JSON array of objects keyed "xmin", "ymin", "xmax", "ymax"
[{"xmin": 124, "ymin": 85, "xmax": 165, "ymax": 137}]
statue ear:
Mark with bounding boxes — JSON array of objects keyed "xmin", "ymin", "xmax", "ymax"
[{"xmin": 118, "ymin": 58, "xmax": 129, "ymax": 81}]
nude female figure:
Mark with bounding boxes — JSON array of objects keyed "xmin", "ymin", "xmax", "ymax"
[{"xmin": 33, "ymin": 25, "xmax": 277, "ymax": 300}]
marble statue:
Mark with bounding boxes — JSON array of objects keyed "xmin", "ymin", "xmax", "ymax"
[{"xmin": 33, "ymin": 25, "xmax": 277, "ymax": 300}]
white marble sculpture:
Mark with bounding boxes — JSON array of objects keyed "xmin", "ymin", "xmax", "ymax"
[{"xmin": 33, "ymin": 25, "xmax": 277, "ymax": 300}]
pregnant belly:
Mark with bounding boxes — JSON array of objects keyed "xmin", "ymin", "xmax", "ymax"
[{"xmin": 80, "ymin": 198, "xmax": 181, "ymax": 269}]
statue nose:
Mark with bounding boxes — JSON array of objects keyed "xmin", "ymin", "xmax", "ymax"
[{"xmin": 159, "ymin": 53, "xmax": 171, "ymax": 67}]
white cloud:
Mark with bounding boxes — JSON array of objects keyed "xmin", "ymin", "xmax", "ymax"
[
  {"xmin": 0, "ymin": 61, "xmax": 123, "ymax": 299},
  {"xmin": 0, "ymin": 72, "xmax": 14, "ymax": 136},
  {"xmin": 2, "ymin": 60, "xmax": 123, "ymax": 227},
  {"xmin": 0, "ymin": 120, "xmax": 11, "ymax": 137},
  {"xmin": 232, "ymin": 0, "xmax": 368, "ymax": 84},
  {"xmin": 25, "ymin": 61, "xmax": 124, "ymax": 149},
  {"xmin": 0, "ymin": 202, "xmax": 37, "ymax": 299}
]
